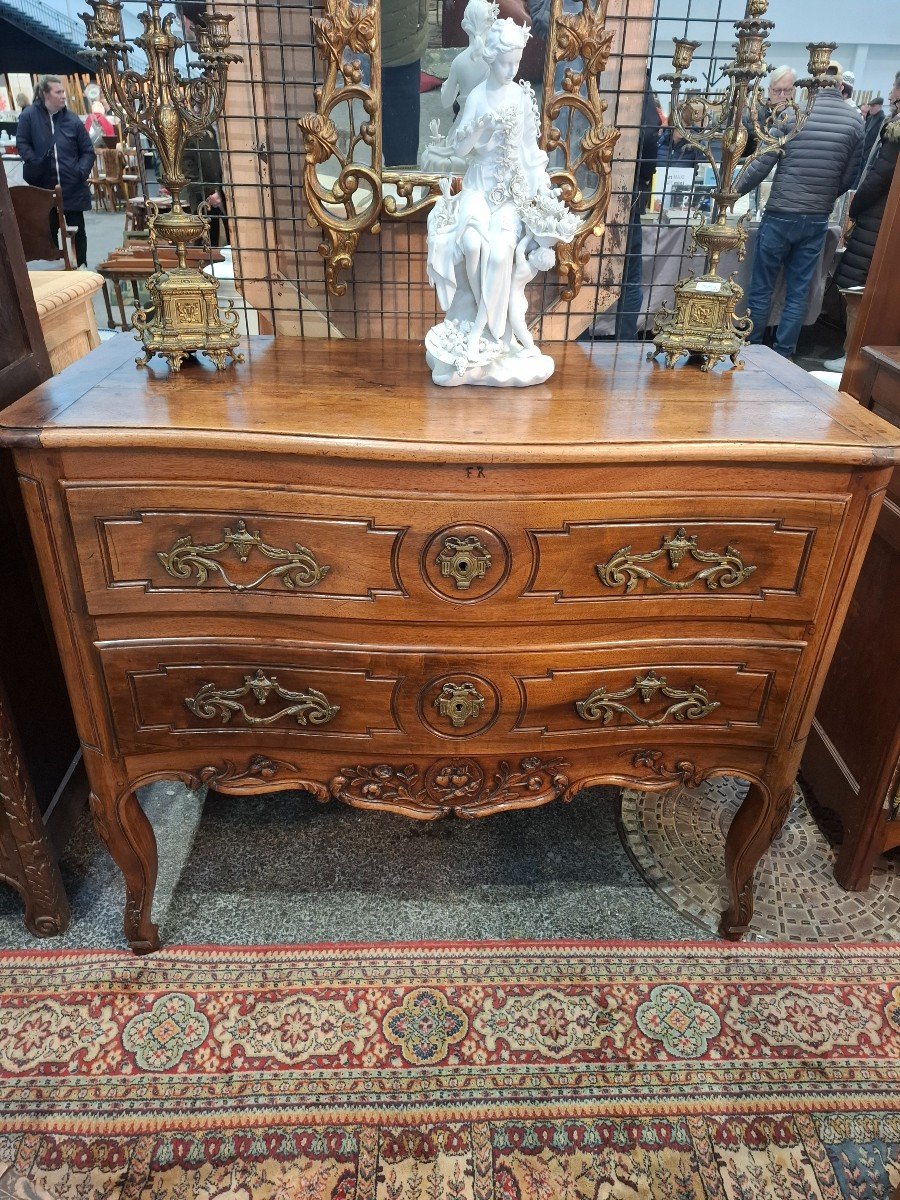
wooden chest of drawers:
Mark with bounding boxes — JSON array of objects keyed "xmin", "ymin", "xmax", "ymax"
[{"xmin": 1, "ymin": 336, "xmax": 897, "ymax": 953}]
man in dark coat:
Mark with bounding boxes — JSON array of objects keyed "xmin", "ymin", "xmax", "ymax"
[
  {"xmin": 16, "ymin": 76, "xmax": 95, "ymax": 267},
  {"xmin": 835, "ymin": 75, "xmax": 900, "ymax": 291},
  {"xmin": 178, "ymin": 3, "xmax": 229, "ymax": 246},
  {"xmin": 735, "ymin": 79, "xmax": 863, "ymax": 359},
  {"xmin": 860, "ymin": 97, "xmax": 887, "ymax": 169},
  {"xmin": 615, "ymin": 79, "xmax": 662, "ymax": 340}
]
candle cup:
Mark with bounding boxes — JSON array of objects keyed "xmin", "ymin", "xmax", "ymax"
[
  {"xmin": 202, "ymin": 10, "xmax": 233, "ymax": 53},
  {"xmin": 671, "ymin": 38, "xmax": 701, "ymax": 73},
  {"xmin": 84, "ymin": 0, "xmax": 123, "ymax": 43},
  {"xmin": 806, "ymin": 41, "xmax": 836, "ymax": 79}
]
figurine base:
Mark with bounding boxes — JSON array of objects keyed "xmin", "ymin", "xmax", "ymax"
[{"xmin": 427, "ymin": 347, "xmax": 555, "ymax": 388}]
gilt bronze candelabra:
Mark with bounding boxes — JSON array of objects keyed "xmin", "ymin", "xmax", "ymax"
[
  {"xmin": 81, "ymin": 0, "xmax": 243, "ymax": 371},
  {"xmin": 649, "ymin": 0, "xmax": 836, "ymax": 372}
]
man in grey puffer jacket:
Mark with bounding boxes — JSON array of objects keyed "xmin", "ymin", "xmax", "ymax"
[{"xmin": 735, "ymin": 81, "xmax": 863, "ymax": 358}]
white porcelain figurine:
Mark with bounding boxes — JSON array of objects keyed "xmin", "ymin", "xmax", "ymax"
[
  {"xmin": 425, "ymin": 19, "xmax": 578, "ymax": 387},
  {"xmin": 420, "ymin": 0, "xmax": 498, "ymax": 175}
]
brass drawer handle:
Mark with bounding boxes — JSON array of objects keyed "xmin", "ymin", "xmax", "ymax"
[
  {"xmin": 596, "ymin": 527, "xmax": 756, "ymax": 594},
  {"xmin": 158, "ymin": 519, "xmax": 330, "ymax": 592},
  {"xmin": 185, "ymin": 669, "xmax": 340, "ymax": 727},
  {"xmin": 575, "ymin": 670, "xmax": 719, "ymax": 727}
]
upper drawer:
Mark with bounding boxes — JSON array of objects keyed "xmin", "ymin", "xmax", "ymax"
[
  {"xmin": 66, "ymin": 486, "xmax": 407, "ymax": 615},
  {"xmin": 65, "ymin": 484, "xmax": 845, "ymax": 623}
]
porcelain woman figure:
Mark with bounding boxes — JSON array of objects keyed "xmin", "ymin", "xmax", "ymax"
[{"xmin": 425, "ymin": 19, "xmax": 578, "ymax": 386}]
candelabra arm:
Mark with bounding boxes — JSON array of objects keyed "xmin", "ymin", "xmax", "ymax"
[{"xmin": 666, "ymin": 92, "xmax": 720, "ymax": 182}]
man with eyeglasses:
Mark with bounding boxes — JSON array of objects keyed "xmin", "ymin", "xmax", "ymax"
[{"xmin": 735, "ymin": 69, "xmax": 863, "ymax": 360}]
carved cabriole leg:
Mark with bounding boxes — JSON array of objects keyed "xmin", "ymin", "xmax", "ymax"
[
  {"xmin": 88, "ymin": 780, "xmax": 160, "ymax": 954},
  {"xmin": 0, "ymin": 681, "xmax": 70, "ymax": 937},
  {"xmin": 89, "ymin": 756, "xmax": 326, "ymax": 953},
  {"xmin": 719, "ymin": 778, "xmax": 792, "ymax": 941}
]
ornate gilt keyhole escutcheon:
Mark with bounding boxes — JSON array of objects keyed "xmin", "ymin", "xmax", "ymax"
[
  {"xmin": 434, "ymin": 682, "xmax": 486, "ymax": 729},
  {"xmin": 420, "ymin": 673, "xmax": 499, "ymax": 738},
  {"xmin": 422, "ymin": 525, "xmax": 510, "ymax": 603},
  {"xmin": 436, "ymin": 535, "xmax": 492, "ymax": 591}
]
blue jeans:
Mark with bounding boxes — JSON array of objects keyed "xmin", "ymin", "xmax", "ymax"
[
  {"xmin": 381, "ymin": 61, "xmax": 420, "ymax": 168},
  {"xmin": 746, "ymin": 211, "xmax": 829, "ymax": 358}
]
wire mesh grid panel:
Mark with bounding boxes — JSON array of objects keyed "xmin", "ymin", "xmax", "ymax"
[
  {"xmin": 209, "ymin": 0, "xmax": 653, "ymax": 341},
  {"xmin": 105, "ymin": 0, "xmax": 781, "ymax": 343}
]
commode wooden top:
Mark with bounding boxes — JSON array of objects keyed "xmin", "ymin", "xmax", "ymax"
[{"xmin": 1, "ymin": 336, "xmax": 897, "ymax": 466}]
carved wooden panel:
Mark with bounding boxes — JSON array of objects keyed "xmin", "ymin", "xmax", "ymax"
[
  {"xmin": 104, "ymin": 651, "xmax": 404, "ymax": 748},
  {"xmin": 526, "ymin": 501, "xmax": 845, "ymax": 620},
  {"xmin": 65, "ymin": 488, "xmax": 407, "ymax": 614},
  {"xmin": 516, "ymin": 644, "xmax": 802, "ymax": 747}
]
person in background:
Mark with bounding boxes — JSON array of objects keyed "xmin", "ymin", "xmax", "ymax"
[
  {"xmin": 856, "ymin": 95, "xmax": 886, "ymax": 183},
  {"xmin": 734, "ymin": 73, "xmax": 862, "ymax": 359},
  {"xmin": 15, "ymin": 75, "xmax": 95, "ymax": 268},
  {"xmin": 744, "ymin": 65, "xmax": 796, "ymax": 207},
  {"xmin": 825, "ymin": 73, "xmax": 900, "ymax": 371},
  {"xmin": 614, "ymin": 76, "xmax": 661, "ymax": 341},
  {"xmin": 85, "ymin": 100, "xmax": 115, "ymax": 146},
  {"xmin": 15, "ymin": 92, "xmax": 30, "ymax": 112},
  {"xmin": 178, "ymin": 2, "xmax": 229, "ymax": 245},
  {"xmin": 655, "ymin": 97, "xmax": 706, "ymax": 168},
  {"xmin": 381, "ymin": 0, "xmax": 431, "ymax": 167}
]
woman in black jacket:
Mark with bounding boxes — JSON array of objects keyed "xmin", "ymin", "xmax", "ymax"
[
  {"xmin": 15, "ymin": 76, "xmax": 95, "ymax": 267},
  {"xmin": 835, "ymin": 75, "xmax": 900, "ymax": 290}
]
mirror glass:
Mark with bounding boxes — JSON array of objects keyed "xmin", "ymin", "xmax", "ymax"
[{"xmin": 381, "ymin": 0, "xmax": 548, "ymax": 171}]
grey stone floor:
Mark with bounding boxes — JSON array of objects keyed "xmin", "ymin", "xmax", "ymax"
[{"xmin": 0, "ymin": 783, "xmax": 704, "ymax": 950}]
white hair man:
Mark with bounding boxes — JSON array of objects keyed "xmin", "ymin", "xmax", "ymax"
[
  {"xmin": 767, "ymin": 65, "xmax": 796, "ymax": 106},
  {"xmin": 736, "ymin": 70, "xmax": 863, "ymax": 359}
]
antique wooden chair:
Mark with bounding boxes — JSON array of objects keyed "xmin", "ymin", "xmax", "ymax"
[
  {"xmin": 117, "ymin": 141, "xmax": 141, "ymax": 204},
  {"xmin": 89, "ymin": 146, "xmax": 126, "ymax": 212},
  {"xmin": 8, "ymin": 184, "xmax": 76, "ymax": 269}
]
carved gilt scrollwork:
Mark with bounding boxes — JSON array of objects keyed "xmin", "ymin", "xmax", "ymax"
[
  {"xmin": 299, "ymin": 0, "xmax": 618, "ymax": 299},
  {"xmin": 185, "ymin": 669, "xmax": 340, "ymax": 727},
  {"xmin": 298, "ymin": 0, "xmax": 382, "ymax": 296},
  {"xmin": 330, "ymin": 756, "xmax": 569, "ymax": 819},
  {"xmin": 596, "ymin": 527, "xmax": 757, "ymax": 594},
  {"xmin": 157, "ymin": 519, "xmax": 330, "ymax": 592},
  {"xmin": 542, "ymin": 0, "xmax": 620, "ymax": 299},
  {"xmin": 575, "ymin": 670, "xmax": 720, "ymax": 727}
]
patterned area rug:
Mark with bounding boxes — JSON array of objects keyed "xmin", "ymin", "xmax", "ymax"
[
  {"xmin": 620, "ymin": 779, "xmax": 900, "ymax": 942},
  {"xmin": 2, "ymin": 942, "xmax": 899, "ymax": 1199}
]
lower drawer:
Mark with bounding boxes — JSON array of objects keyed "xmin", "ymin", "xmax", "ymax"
[{"xmin": 98, "ymin": 638, "xmax": 803, "ymax": 754}]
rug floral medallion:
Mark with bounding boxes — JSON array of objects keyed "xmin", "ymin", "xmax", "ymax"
[{"xmin": 1, "ymin": 941, "xmax": 899, "ymax": 1199}]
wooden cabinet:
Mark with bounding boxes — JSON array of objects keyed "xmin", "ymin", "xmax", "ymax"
[
  {"xmin": 0, "ymin": 336, "xmax": 897, "ymax": 953},
  {"xmin": 802, "ymin": 346, "xmax": 900, "ymax": 889},
  {"xmin": 0, "ymin": 167, "xmax": 73, "ymax": 937}
]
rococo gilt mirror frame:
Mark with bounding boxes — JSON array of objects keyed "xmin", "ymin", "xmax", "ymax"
[{"xmin": 298, "ymin": 0, "xmax": 620, "ymax": 300}]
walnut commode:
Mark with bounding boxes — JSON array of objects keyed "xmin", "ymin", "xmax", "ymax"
[{"xmin": 0, "ymin": 338, "xmax": 896, "ymax": 952}]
